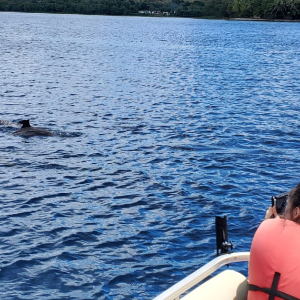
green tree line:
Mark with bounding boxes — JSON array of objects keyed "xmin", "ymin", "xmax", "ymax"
[
  {"xmin": 175, "ymin": 0, "xmax": 300, "ymax": 19},
  {"xmin": 228, "ymin": 0, "xmax": 300, "ymax": 19},
  {"xmin": 0, "ymin": 0, "xmax": 300, "ymax": 19},
  {"xmin": 0, "ymin": 0, "xmax": 140, "ymax": 15}
]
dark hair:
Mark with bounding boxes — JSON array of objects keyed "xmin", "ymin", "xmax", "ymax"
[{"xmin": 288, "ymin": 183, "xmax": 300, "ymax": 222}]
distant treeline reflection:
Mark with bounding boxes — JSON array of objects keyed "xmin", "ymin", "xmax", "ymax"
[{"xmin": 0, "ymin": 0, "xmax": 300, "ymax": 20}]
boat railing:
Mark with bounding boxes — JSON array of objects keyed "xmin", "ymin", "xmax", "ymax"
[{"xmin": 153, "ymin": 251, "xmax": 250, "ymax": 300}]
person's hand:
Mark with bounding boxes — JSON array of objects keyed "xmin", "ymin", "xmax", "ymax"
[{"xmin": 265, "ymin": 205, "xmax": 279, "ymax": 219}]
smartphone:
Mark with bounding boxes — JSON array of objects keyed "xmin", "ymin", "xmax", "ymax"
[{"xmin": 271, "ymin": 192, "xmax": 289, "ymax": 214}]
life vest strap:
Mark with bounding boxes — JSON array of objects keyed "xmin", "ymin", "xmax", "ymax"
[{"xmin": 249, "ymin": 272, "xmax": 300, "ymax": 300}]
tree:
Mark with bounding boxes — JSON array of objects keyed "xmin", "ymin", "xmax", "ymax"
[
  {"xmin": 228, "ymin": 0, "xmax": 254, "ymax": 17},
  {"xmin": 272, "ymin": 0, "xmax": 287, "ymax": 18}
]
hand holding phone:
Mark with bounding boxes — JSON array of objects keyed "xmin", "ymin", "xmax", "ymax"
[{"xmin": 271, "ymin": 192, "xmax": 289, "ymax": 215}]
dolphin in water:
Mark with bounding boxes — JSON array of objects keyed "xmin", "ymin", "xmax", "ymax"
[{"xmin": 12, "ymin": 120, "xmax": 54, "ymax": 137}]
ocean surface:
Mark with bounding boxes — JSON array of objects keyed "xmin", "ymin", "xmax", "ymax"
[{"xmin": 0, "ymin": 12, "xmax": 300, "ymax": 299}]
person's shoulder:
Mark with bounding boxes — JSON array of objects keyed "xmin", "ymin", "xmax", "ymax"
[
  {"xmin": 261, "ymin": 218, "xmax": 300, "ymax": 232},
  {"xmin": 258, "ymin": 218, "xmax": 284, "ymax": 231}
]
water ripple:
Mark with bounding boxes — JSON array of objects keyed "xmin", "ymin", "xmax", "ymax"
[{"xmin": 0, "ymin": 12, "xmax": 300, "ymax": 300}]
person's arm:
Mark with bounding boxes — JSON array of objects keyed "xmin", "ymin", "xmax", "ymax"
[{"xmin": 264, "ymin": 205, "xmax": 279, "ymax": 219}]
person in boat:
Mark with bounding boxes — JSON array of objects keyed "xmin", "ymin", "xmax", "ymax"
[{"xmin": 248, "ymin": 183, "xmax": 300, "ymax": 300}]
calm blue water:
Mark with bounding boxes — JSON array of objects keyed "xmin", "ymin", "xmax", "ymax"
[{"xmin": 0, "ymin": 12, "xmax": 300, "ymax": 299}]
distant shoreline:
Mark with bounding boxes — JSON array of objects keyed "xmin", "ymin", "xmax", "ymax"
[
  {"xmin": 229, "ymin": 17, "xmax": 300, "ymax": 23},
  {"xmin": 0, "ymin": 10, "xmax": 300, "ymax": 22}
]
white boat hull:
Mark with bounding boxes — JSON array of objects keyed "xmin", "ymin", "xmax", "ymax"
[{"xmin": 153, "ymin": 252, "xmax": 250, "ymax": 300}]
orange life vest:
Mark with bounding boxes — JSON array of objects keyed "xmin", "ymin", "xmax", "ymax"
[{"xmin": 248, "ymin": 218, "xmax": 300, "ymax": 300}]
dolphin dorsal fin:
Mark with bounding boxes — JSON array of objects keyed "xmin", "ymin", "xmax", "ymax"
[{"xmin": 20, "ymin": 119, "xmax": 31, "ymax": 128}]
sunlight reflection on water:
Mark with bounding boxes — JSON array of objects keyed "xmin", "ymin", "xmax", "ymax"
[{"xmin": 0, "ymin": 12, "xmax": 300, "ymax": 299}]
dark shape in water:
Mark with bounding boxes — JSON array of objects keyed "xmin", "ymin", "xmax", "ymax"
[{"xmin": 13, "ymin": 119, "xmax": 54, "ymax": 137}]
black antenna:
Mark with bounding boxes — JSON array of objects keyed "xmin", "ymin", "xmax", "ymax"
[{"xmin": 215, "ymin": 215, "xmax": 233, "ymax": 256}]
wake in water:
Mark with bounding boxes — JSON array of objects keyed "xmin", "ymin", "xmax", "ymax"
[{"xmin": 0, "ymin": 120, "xmax": 19, "ymax": 126}]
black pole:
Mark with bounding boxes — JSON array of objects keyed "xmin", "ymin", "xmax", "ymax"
[{"xmin": 215, "ymin": 215, "xmax": 233, "ymax": 256}]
